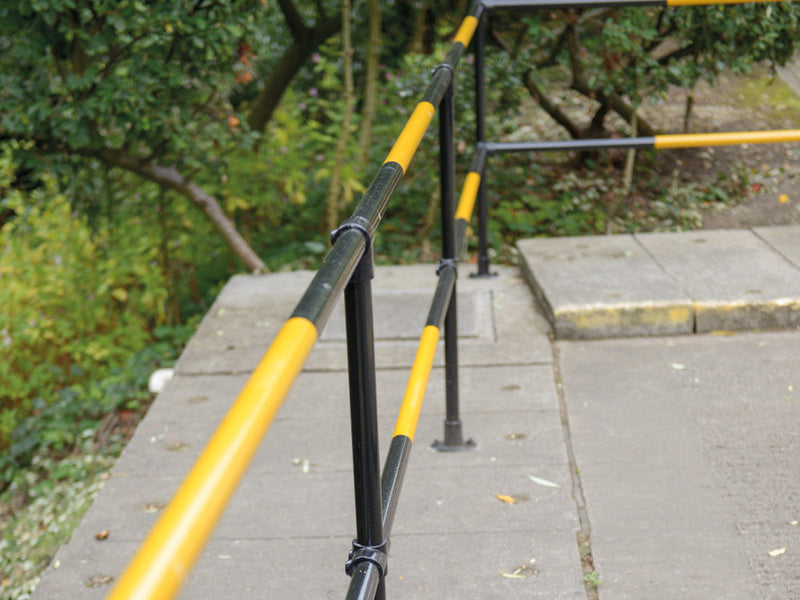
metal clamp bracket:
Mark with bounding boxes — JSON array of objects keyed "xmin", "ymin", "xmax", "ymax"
[
  {"xmin": 331, "ymin": 215, "xmax": 373, "ymax": 248},
  {"xmin": 345, "ymin": 539, "xmax": 389, "ymax": 579},
  {"xmin": 332, "ymin": 216, "xmax": 374, "ymax": 282},
  {"xmin": 436, "ymin": 257, "xmax": 458, "ymax": 276},
  {"xmin": 432, "ymin": 62, "xmax": 455, "ymax": 79}
]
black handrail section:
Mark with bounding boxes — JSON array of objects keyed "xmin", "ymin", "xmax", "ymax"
[
  {"xmin": 344, "ymin": 9, "xmax": 484, "ymax": 596},
  {"xmin": 107, "ymin": 1, "xmax": 800, "ymax": 598}
]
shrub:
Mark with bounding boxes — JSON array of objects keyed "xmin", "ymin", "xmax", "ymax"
[{"xmin": 0, "ymin": 152, "xmax": 168, "ymax": 452}]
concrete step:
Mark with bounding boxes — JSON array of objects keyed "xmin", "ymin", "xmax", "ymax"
[{"xmin": 518, "ymin": 225, "xmax": 800, "ymax": 339}]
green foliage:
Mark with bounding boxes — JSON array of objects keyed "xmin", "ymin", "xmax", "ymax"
[
  {"xmin": 485, "ymin": 167, "xmax": 609, "ymax": 252},
  {"xmin": 510, "ymin": 3, "xmax": 800, "ymax": 129},
  {"xmin": 0, "ymin": 150, "xmax": 200, "ymax": 467},
  {"xmin": 583, "ymin": 570, "xmax": 602, "ymax": 588},
  {"xmin": 1, "ymin": 184, "xmax": 142, "ymax": 442},
  {"xmin": 479, "ymin": 153, "xmax": 753, "ymax": 252},
  {"xmin": 207, "ymin": 34, "xmax": 501, "ymax": 268},
  {"xmin": 0, "ymin": 0, "xmax": 259, "ymax": 169},
  {"xmin": 675, "ymin": 3, "xmax": 799, "ymax": 81}
]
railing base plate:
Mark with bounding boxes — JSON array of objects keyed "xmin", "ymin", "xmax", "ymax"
[{"xmin": 432, "ymin": 438, "xmax": 477, "ymax": 452}]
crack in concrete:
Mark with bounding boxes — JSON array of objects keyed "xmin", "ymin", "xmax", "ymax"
[{"xmin": 550, "ymin": 339, "xmax": 600, "ymax": 600}]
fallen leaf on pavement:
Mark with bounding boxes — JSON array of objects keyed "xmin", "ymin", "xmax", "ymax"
[
  {"xmin": 768, "ymin": 547, "xmax": 786, "ymax": 557},
  {"xmin": 85, "ymin": 575, "xmax": 114, "ymax": 588},
  {"xmin": 94, "ymin": 530, "xmax": 110, "ymax": 541},
  {"xmin": 500, "ymin": 565, "xmax": 539, "ymax": 579},
  {"xmin": 779, "ymin": 194, "xmax": 789, "ymax": 204},
  {"xmin": 292, "ymin": 457, "xmax": 313, "ymax": 473},
  {"xmin": 527, "ymin": 474, "xmax": 560, "ymax": 488},
  {"xmin": 496, "ymin": 494, "xmax": 516, "ymax": 504}
]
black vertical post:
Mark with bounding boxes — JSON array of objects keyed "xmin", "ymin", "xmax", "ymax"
[
  {"xmin": 433, "ymin": 79, "xmax": 475, "ymax": 452},
  {"xmin": 474, "ymin": 14, "xmax": 492, "ymax": 277},
  {"xmin": 342, "ymin": 242, "xmax": 387, "ymax": 599}
]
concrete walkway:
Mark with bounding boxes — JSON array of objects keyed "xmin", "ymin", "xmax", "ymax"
[{"xmin": 33, "ymin": 226, "xmax": 800, "ymax": 599}]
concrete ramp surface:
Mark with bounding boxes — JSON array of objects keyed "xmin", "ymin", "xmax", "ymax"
[
  {"xmin": 33, "ymin": 266, "xmax": 584, "ymax": 599},
  {"xmin": 32, "ymin": 227, "xmax": 800, "ymax": 599}
]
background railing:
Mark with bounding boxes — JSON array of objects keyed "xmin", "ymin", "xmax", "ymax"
[{"xmin": 106, "ymin": 1, "xmax": 799, "ymax": 598}]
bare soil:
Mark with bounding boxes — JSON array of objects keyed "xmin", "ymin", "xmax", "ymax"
[{"xmin": 644, "ymin": 65, "xmax": 800, "ymax": 229}]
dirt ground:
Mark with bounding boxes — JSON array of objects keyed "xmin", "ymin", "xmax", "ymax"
[{"xmin": 645, "ymin": 65, "xmax": 800, "ymax": 229}]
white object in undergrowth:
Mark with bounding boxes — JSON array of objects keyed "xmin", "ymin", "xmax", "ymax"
[{"xmin": 148, "ymin": 368, "xmax": 174, "ymax": 394}]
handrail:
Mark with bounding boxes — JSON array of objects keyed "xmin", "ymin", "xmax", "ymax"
[
  {"xmin": 483, "ymin": 0, "xmax": 790, "ymax": 7},
  {"xmin": 472, "ymin": 0, "xmax": 800, "ymax": 274},
  {"xmin": 106, "ymin": 8, "xmax": 482, "ymax": 600},
  {"xmin": 106, "ymin": 0, "xmax": 799, "ymax": 598},
  {"xmin": 484, "ymin": 130, "xmax": 800, "ymax": 154}
]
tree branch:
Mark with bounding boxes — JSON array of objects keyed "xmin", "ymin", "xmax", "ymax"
[
  {"xmin": 537, "ymin": 25, "xmax": 569, "ymax": 69},
  {"xmin": 326, "ymin": 0, "xmax": 354, "ymax": 233},
  {"xmin": 358, "ymin": 0, "xmax": 381, "ymax": 162},
  {"xmin": 571, "ymin": 72, "xmax": 657, "ymax": 136},
  {"xmin": 83, "ymin": 146, "xmax": 266, "ymax": 272},
  {"xmin": 523, "ymin": 70, "xmax": 582, "ymax": 139},
  {"xmin": 247, "ymin": 10, "xmax": 340, "ymax": 134},
  {"xmin": 277, "ymin": 0, "xmax": 307, "ymax": 42},
  {"xmin": 6, "ymin": 127, "xmax": 267, "ymax": 271}
]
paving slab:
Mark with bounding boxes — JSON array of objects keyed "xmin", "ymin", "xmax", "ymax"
[
  {"xmin": 518, "ymin": 226, "xmax": 800, "ymax": 338},
  {"xmin": 558, "ymin": 331, "xmax": 800, "ymax": 599},
  {"xmin": 755, "ymin": 224, "xmax": 800, "ymax": 269},
  {"xmin": 32, "ymin": 265, "xmax": 582, "ymax": 600},
  {"xmin": 177, "ymin": 265, "xmax": 552, "ymax": 373},
  {"xmin": 636, "ymin": 229, "xmax": 800, "ymax": 333},
  {"xmin": 517, "ymin": 235, "xmax": 694, "ymax": 339}
]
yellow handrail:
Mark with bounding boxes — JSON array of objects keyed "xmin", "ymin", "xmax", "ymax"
[
  {"xmin": 655, "ymin": 129, "xmax": 800, "ymax": 149},
  {"xmin": 106, "ymin": 318, "xmax": 317, "ymax": 600},
  {"xmin": 393, "ymin": 325, "xmax": 441, "ymax": 441}
]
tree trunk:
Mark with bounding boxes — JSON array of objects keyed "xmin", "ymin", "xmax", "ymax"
[
  {"xmin": 247, "ymin": 3, "xmax": 340, "ymax": 134},
  {"xmin": 357, "ymin": 0, "xmax": 381, "ymax": 163},
  {"xmin": 523, "ymin": 70, "xmax": 582, "ymax": 139},
  {"xmin": 564, "ymin": 19, "xmax": 657, "ymax": 138},
  {"xmin": 97, "ymin": 148, "xmax": 267, "ymax": 272},
  {"xmin": 325, "ymin": 0, "xmax": 355, "ymax": 234},
  {"xmin": 571, "ymin": 73, "xmax": 657, "ymax": 137},
  {"xmin": 409, "ymin": 1, "xmax": 430, "ymax": 54}
]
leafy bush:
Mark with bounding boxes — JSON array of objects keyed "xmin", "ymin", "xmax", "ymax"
[{"xmin": 0, "ymin": 151, "xmax": 170, "ymax": 453}]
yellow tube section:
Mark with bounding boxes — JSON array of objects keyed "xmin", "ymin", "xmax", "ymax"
[
  {"xmin": 393, "ymin": 325, "xmax": 440, "ymax": 442},
  {"xmin": 384, "ymin": 102, "xmax": 435, "ymax": 173},
  {"xmin": 655, "ymin": 129, "xmax": 800, "ymax": 149},
  {"xmin": 453, "ymin": 16, "xmax": 479, "ymax": 48},
  {"xmin": 668, "ymin": 0, "xmax": 789, "ymax": 5},
  {"xmin": 107, "ymin": 317, "xmax": 318, "ymax": 600},
  {"xmin": 455, "ymin": 172, "xmax": 482, "ymax": 222}
]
